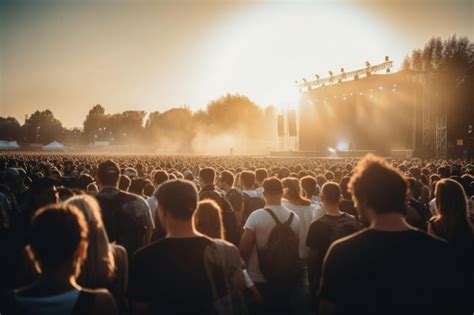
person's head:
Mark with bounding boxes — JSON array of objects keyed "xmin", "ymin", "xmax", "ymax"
[
  {"xmin": 153, "ymin": 170, "xmax": 169, "ymax": 187},
  {"xmin": 263, "ymin": 177, "xmax": 284, "ymax": 205},
  {"xmin": 434, "ymin": 178, "xmax": 472, "ymax": 240},
  {"xmin": 27, "ymin": 204, "xmax": 88, "ymax": 278},
  {"xmin": 195, "ymin": 200, "xmax": 224, "ymax": 239},
  {"xmin": 218, "ymin": 170, "xmax": 235, "ymax": 191},
  {"xmin": 57, "ymin": 187, "xmax": 74, "ymax": 202},
  {"xmin": 86, "ymin": 182, "xmax": 99, "ymax": 195},
  {"xmin": 76, "ymin": 174, "xmax": 95, "ymax": 191},
  {"xmin": 240, "ymin": 171, "xmax": 256, "ymax": 190},
  {"xmin": 321, "ymin": 182, "xmax": 342, "ymax": 207},
  {"xmin": 349, "ymin": 154, "xmax": 407, "ymax": 219},
  {"xmin": 301, "ymin": 176, "xmax": 317, "ymax": 199},
  {"xmin": 277, "ymin": 167, "xmax": 290, "ymax": 180},
  {"xmin": 118, "ymin": 175, "xmax": 131, "ymax": 191},
  {"xmin": 65, "ymin": 195, "xmax": 114, "ymax": 285},
  {"xmin": 339, "ymin": 176, "xmax": 352, "ymax": 199},
  {"xmin": 199, "ymin": 167, "xmax": 216, "ymax": 187},
  {"xmin": 437, "ymin": 166, "xmax": 450, "ymax": 179},
  {"xmin": 155, "ymin": 180, "xmax": 198, "ymax": 229},
  {"xmin": 2, "ymin": 168, "xmax": 20, "ymax": 190},
  {"xmin": 255, "ymin": 168, "xmax": 268, "ymax": 186},
  {"xmin": 143, "ymin": 183, "xmax": 155, "ymax": 197},
  {"xmin": 282, "ymin": 177, "xmax": 311, "ymax": 206},
  {"xmin": 30, "ymin": 177, "xmax": 59, "ymax": 208},
  {"xmin": 97, "ymin": 160, "xmax": 120, "ymax": 188}
]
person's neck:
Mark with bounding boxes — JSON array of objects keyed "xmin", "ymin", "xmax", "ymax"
[
  {"xmin": 266, "ymin": 199, "xmax": 282, "ymax": 206},
  {"xmin": 370, "ymin": 212, "xmax": 413, "ymax": 231},
  {"xmin": 100, "ymin": 184, "xmax": 118, "ymax": 190},
  {"xmin": 324, "ymin": 204, "xmax": 343, "ymax": 215},
  {"xmin": 166, "ymin": 219, "xmax": 201, "ymax": 238},
  {"xmin": 37, "ymin": 269, "xmax": 79, "ymax": 294},
  {"xmin": 223, "ymin": 185, "xmax": 232, "ymax": 193}
]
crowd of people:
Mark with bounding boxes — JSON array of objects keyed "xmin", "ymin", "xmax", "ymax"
[{"xmin": 0, "ymin": 153, "xmax": 473, "ymax": 315}]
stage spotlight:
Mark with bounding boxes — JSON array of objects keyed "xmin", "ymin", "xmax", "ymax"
[
  {"xmin": 365, "ymin": 61, "xmax": 370, "ymax": 67},
  {"xmin": 378, "ymin": 86, "xmax": 383, "ymax": 90},
  {"xmin": 393, "ymin": 84, "xmax": 397, "ymax": 88},
  {"xmin": 392, "ymin": 88, "xmax": 396, "ymax": 92},
  {"xmin": 370, "ymin": 94, "xmax": 374, "ymax": 98},
  {"xmin": 337, "ymin": 141, "xmax": 349, "ymax": 152},
  {"xmin": 328, "ymin": 147, "xmax": 336, "ymax": 153},
  {"xmin": 359, "ymin": 92, "xmax": 363, "ymax": 96}
]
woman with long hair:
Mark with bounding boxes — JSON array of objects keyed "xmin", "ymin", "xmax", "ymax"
[
  {"xmin": 195, "ymin": 200, "xmax": 225, "ymax": 240},
  {"xmin": 6, "ymin": 204, "xmax": 117, "ymax": 314},
  {"xmin": 429, "ymin": 178, "xmax": 473, "ymax": 244},
  {"xmin": 65, "ymin": 195, "xmax": 128, "ymax": 312},
  {"xmin": 428, "ymin": 178, "xmax": 474, "ymax": 293}
]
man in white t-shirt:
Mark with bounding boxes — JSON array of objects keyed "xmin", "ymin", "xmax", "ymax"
[{"xmin": 239, "ymin": 177, "xmax": 304, "ymax": 314}]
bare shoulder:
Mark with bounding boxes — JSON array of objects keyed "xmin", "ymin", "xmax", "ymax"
[{"xmin": 91, "ymin": 289, "xmax": 118, "ymax": 315}]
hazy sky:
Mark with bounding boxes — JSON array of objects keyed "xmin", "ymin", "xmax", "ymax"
[{"xmin": 1, "ymin": 0, "xmax": 472, "ymax": 128}]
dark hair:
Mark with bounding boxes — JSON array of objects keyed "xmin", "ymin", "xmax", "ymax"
[
  {"xmin": 241, "ymin": 171, "xmax": 256, "ymax": 189},
  {"xmin": 199, "ymin": 167, "xmax": 216, "ymax": 185},
  {"xmin": 219, "ymin": 170, "xmax": 235, "ymax": 187},
  {"xmin": 263, "ymin": 177, "xmax": 284, "ymax": 195},
  {"xmin": 349, "ymin": 154, "xmax": 407, "ymax": 214},
  {"xmin": 118, "ymin": 175, "xmax": 131, "ymax": 191},
  {"xmin": 143, "ymin": 183, "xmax": 155, "ymax": 197},
  {"xmin": 301, "ymin": 176, "xmax": 317, "ymax": 198},
  {"xmin": 255, "ymin": 168, "xmax": 268, "ymax": 183},
  {"xmin": 434, "ymin": 179, "xmax": 473, "ymax": 242},
  {"xmin": 321, "ymin": 182, "xmax": 341, "ymax": 205},
  {"xmin": 155, "ymin": 180, "xmax": 198, "ymax": 220},
  {"xmin": 195, "ymin": 200, "xmax": 224, "ymax": 239},
  {"xmin": 153, "ymin": 170, "xmax": 169, "ymax": 186},
  {"xmin": 282, "ymin": 177, "xmax": 311, "ymax": 206},
  {"xmin": 98, "ymin": 160, "xmax": 120, "ymax": 187},
  {"xmin": 29, "ymin": 204, "xmax": 88, "ymax": 272},
  {"xmin": 339, "ymin": 176, "xmax": 352, "ymax": 199}
]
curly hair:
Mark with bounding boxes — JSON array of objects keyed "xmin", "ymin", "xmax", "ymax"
[{"xmin": 348, "ymin": 154, "xmax": 407, "ymax": 214}]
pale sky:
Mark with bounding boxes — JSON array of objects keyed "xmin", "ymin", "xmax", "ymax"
[{"xmin": 1, "ymin": 0, "xmax": 472, "ymax": 128}]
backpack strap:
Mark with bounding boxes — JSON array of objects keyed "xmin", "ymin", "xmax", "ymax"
[
  {"xmin": 264, "ymin": 208, "xmax": 282, "ymax": 225},
  {"xmin": 72, "ymin": 290, "xmax": 95, "ymax": 315}
]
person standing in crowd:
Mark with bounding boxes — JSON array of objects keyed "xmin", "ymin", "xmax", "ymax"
[
  {"xmin": 319, "ymin": 155, "xmax": 465, "ymax": 315},
  {"xmin": 129, "ymin": 180, "xmax": 246, "ymax": 315},
  {"xmin": 239, "ymin": 177, "xmax": 302, "ymax": 315},
  {"xmin": 218, "ymin": 170, "xmax": 245, "ymax": 228},
  {"xmin": 65, "ymin": 195, "xmax": 128, "ymax": 312},
  {"xmin": 300, "ymin": 175, "xmax": 320, "ymax": 206},
  {"xmin": 2, "ymin": 204, "xmax": 117, "ymax": 315},
  {"xmin": 95, "ymin": 160, "xmax": 154, "ymax": 258},
  {"xmin": 306, "ymin": 182, "xmax": 361, "ymax": 310},
  {"xmin": 428, "ymin": 178, "xmax": 474, "ymax": 298},
  {"xmin": 254, "ymin": 168, "xmax": 268, "ymax": 200},
  {"xmin": 338, "ymin": 176, "xmax": 358, "ymax": 217},
  {"xmin": 199, "ymin": 167, "xmax": 240, "ymax": 245}
]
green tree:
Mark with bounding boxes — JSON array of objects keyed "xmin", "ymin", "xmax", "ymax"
[
  {"xmin": 0, "ymin": 117, "xmax": 21, "ymax": 141},
  {"xmin": 21, "ymin": 110, "xmax": 64, "ymax": 143}
]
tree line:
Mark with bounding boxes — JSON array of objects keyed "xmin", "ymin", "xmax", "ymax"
[{"xmin": 0, "ymin": 94, "xmax": 276, "ymax": 148}]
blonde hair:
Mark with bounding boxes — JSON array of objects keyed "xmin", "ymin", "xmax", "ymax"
[
  {"xmin": 195, "ymin": 200, "xmax": 225, "ymax": 239},
  {"xmin": 65, "ymin": 195, "xmax": 115, "ymax": 288}
]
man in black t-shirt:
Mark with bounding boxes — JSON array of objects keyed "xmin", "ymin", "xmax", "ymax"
[
  {"xmin": 129, "ymin": 180, "xmax": 240, "ymax": 315},
  {"xmin": 319, "ymin": 154, "xmax": 465, "ymax": 315},
  {"xmin": 306, "ymin": 182, "xmax": 360, "ymax": 298}
]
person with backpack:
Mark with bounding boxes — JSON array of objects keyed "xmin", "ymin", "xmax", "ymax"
[
  {"xmin": 306, "ymin": 182, "xmax": 361, "ymax": 309},
  {"xmin": 95, "ymin": 160, "xmax": 154, "ymax": 259},
  {"xmin": 240, "ymin": 171, "xmax": 266, "ymax": 229},
  {"xmin": 239, "ymin": 177, "xmax": 301, "ymax": 315},
  {"xmin": 129, "ymin": 180, "xmax": 247, "ymax": 315},
  {"xmin": 199, "ymin": 167, "xmax": 240, "ymax": 245}
]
